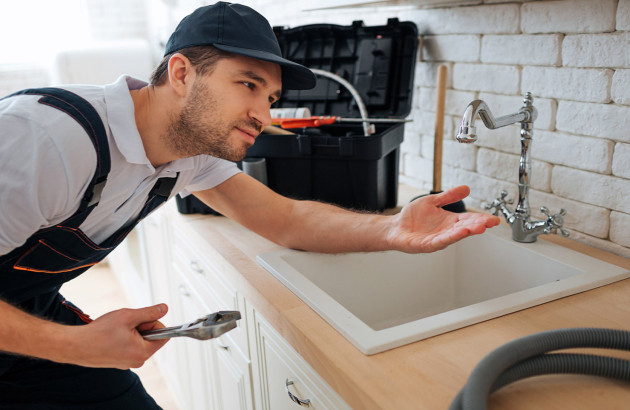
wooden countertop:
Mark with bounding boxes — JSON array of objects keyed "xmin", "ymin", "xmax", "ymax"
[{"xmin": 168, "ymin": 187, "xmax": 630, "ymax": 409}]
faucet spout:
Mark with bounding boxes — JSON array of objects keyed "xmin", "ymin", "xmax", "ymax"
[
  {"xmin": 456, "ymin": 97, "xmax": 536, "ymax": 143},
  {"xmin": 456, "ymin": 100, "xmax": 486, "ymax": 143}
]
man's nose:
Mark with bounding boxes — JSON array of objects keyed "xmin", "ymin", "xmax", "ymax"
[{"xmin": 250, "ymin": 101, "xmax": 272, "ymax": 130}]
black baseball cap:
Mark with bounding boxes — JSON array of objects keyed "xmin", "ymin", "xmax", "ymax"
[{"xmin": 164, "ymin": 2, "xmax": 316, "ymax": 90}]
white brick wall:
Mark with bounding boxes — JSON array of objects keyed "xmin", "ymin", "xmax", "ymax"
[
  {"xmin": 563, "ymin": 33, "xmax": 630, "ymax": 68},
  {"xmin": 552, "ymin": 167, "xmax": 630, "ymax": 214},
  {"xmin": 533, "ymin": 130, "xmax": 613, "ymax": 173},
  {"xmin": 612, "ymin": 142, "xmax": 630, "ymax": 179},
  {"xmin": 481, "ymin": 34, "xmax": 561, "ymax": 66},
  {"xmin": 611, "ymin": 211, "xmax": 630, "ymax": 247},
  {"xmin": 422, "ymin": 35, "xmax": 479, "ymax": 62},
  {"xmin": 408, "ymin": 4, "xmax": 520, "ymax": 35},
  {"xmin": 556, "ymin": 101, "xmax": 630, "ymax": 143},
  {"xmin": 521, "ymin": 0, "xmax": 617, "ymax": 33},
  {"xmin": 619, "ymin": 0, "xmax": 630, "ymax": 30},
  {"xmin": 522, "ymin": 67, "xmax": 612, "ymax": 103},
  {"xmin": 454, "ymin": 63, "xmax": 520, "ymax": 94},
  {"xmin": 611, "ymin": 69, "xmax": 630, "ymax": 104}
]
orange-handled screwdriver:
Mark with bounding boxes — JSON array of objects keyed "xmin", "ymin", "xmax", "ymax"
[{"xmin": 271, "ymin": 116, "xmax": 409, "ymax": 129}]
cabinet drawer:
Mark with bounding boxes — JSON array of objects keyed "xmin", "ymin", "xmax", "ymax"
[
  {"xmin": 172, "ymin": 258, "xmax": 254, "ymax": 410},
  {"xmin": 171, "ymin": 228, "xmax": 249, "ymax": 355},
  {"xmin": 251, "ymin": 310, "xmax": 351, "ymax": 410},
  {"xmin": 168, "ymin": 267, "xmax": 217, "ymax": 410},
  {"xmin": 208, "ymin": 331, "xmax": 255, "ymax": 410}
]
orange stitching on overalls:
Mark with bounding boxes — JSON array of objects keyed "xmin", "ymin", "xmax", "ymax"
[
  {"xmin": 61, "ymin": 300, "xmax": 93, "ymax": 323},
  {"xmin": 38, "ymin": 240, "xmax": 81, "ymax": 261},
  {"xmin": 56, "ymin": 226, "xmax": 106, "ymax": 251},
  {"xmin": 14, "ymin": 262, "xmax": 98, "ymax": 274},
  {"xmin": 13, "ymin": 240, "xmax": 97, "ymax": 274}
]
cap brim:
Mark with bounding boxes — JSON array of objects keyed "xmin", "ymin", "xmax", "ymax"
[{"xmin": 214, "ymin": 44, "xmax": 316, "ymax": 91}]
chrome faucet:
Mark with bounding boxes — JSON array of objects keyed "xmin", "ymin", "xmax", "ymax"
[{"xmin": 456, "ymin": 93, "xmax": 569, "ymax": 243}]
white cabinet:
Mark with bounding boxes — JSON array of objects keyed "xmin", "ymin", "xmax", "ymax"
[
  {"xmin": 209, "ymin": 332, "xmax": 253, "ymax": 410},
  {"xmin": 108, "ymin": 219, "xmax": 153, "ymax": 307},
  {"xmin": 169, "ymin": 225, "xmax": 254, "ymax": 410},
  {"xmin": 168, "ymin": 264, "xmax": 218, "ymax": 410},
  {"xmin": 250, "ymin": 309, "xmax": 351, "ymax": 410},
  {"xmin": 128, "ymin": 207, "xmax": 350, "ymax": 410}
]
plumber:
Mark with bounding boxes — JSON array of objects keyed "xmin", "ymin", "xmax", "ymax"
[{"xmin": 0, "ymin": 2, "xmax": 499, "ymax": 408}]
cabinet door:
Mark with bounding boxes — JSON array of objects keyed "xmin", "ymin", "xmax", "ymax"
[
  {"xmin": 171, "ymin": 228, "xmax": 249, "ymax": 354},
  {"xmin": 169, "ymin": 264, "xmax": 219, "ymax": 410},
  {"xmin": 172, "ymin": 228, "xmax": 254, "ymax": 410},
  {"xmin": 108, "ymin": 221, "xmax": 152, "ymax": 307},
  {"xmin": 207, "ymin": 332, "xmax": 255, "ymax": 410},
  {"xmin": 250, "ymin": 309, "xmax": 351, "ymax": 410}
]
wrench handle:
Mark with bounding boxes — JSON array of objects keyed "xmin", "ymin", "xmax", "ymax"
[{"xmin": 140, "ymin": 325, "xmax": 185, "ymax": 340}]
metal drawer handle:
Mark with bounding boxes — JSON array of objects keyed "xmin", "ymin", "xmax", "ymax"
[
  {"xmin": 285, "ymin": 379, "xmax": 311, "ymax": 407},
  {"xmin": 190, "ymin": 260, "xmax": 204, "ymax": 274}
]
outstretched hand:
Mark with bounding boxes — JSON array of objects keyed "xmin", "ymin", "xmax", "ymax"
[{"xmin": 388, "ymin": 185, "xmax": 500, "ymax": 253}]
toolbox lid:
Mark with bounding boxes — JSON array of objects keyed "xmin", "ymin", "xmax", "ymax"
[{"xmin": 273, "ymin": 18, "xmax": 418, "ymax": 119}]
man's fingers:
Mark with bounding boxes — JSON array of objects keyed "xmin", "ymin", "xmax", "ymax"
[
  {"xmin": 136, "ymin": 320, "xmax": 166, "ymax": 332},
  {"xmin": 434, "ymin": 185, "xmax": 470, "ymax": 207},
  {"xmin": 122, "ymin": 303, "xmax": 168, "ymax": 327}
]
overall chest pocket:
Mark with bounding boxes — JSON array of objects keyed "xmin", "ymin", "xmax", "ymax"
[{"xmin": 14, "ymin": 227, "xmax": 111, "ymax": 274}]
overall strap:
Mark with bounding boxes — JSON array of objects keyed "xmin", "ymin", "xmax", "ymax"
[
  {"xmin": 102, "ymin": 173, "xmax": 179, "ymax": 248},
  {"xmin": 137, "ymin": 174, "xmax": 180, "ymax": 220},
  {"xmin": 3, "ymin": 88, "xmax": 110, "ymax": 227}
]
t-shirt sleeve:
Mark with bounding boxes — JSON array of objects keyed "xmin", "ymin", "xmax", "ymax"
[
  {"xmin": 0, "ymin": 102, "xmax": 95, "ymax": 256},
  {"xmin": 178, "ymin": 156, "xmax": 241, "ymax": 197},
  {"xmin": 0, "ymin": 116, "xmax": 69, "ymax": 254}
]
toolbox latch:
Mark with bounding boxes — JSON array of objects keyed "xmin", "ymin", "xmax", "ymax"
[{"xmin": 386, "ymin": 18, "xmax": 400, "ymax": 28}]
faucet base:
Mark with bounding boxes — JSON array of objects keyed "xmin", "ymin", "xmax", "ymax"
[{"xmin": 511, "ymin": 217, "xmax": 548, "ymax": 243}]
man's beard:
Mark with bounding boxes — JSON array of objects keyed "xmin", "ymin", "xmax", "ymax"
[{"xmin": 163, "ymin": 80, "xmax": 261, "ymax": 162}]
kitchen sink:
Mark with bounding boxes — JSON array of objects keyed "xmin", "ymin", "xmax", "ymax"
[{"xmin": 257, "ymin": 224, "xmax": 630, "ymax": 355}]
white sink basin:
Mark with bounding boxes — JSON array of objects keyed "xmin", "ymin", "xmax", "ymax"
[{"xmin": 257, "ymin": 224, "xmax": 630, "ymax": 355}]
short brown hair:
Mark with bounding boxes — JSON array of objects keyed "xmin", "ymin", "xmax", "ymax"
[{"xmin": 149, "ymin": 45, "xmax": 234, "ymax": 86}]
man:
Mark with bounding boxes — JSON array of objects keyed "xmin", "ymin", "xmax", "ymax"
[{"xmin": 0, "ymin": 2, "xmax": 499, "ymax": 408}]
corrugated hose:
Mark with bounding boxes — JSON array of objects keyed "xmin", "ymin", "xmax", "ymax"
[{"xmin": 449, "ymin": 327, "xmax": 630, "ymax": 410}]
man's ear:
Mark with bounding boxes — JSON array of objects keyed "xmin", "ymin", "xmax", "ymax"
[{"xmin": 167, "ymin": 53, "xmax": 195, "ymax": 97}]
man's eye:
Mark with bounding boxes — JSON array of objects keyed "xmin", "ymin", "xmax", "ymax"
[{"xmin": 242, "ymin": 81, "xmax": 255, "ymax": 90}]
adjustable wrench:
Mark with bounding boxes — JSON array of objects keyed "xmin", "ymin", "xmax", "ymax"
[{"xmin": 140, "ymin": 310, "xmax": 241, "ymax": 341}]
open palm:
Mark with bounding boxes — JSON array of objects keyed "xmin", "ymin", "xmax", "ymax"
[{"xmin": 389, "ymin": 186, "xmax": 500, "ymax": 253}]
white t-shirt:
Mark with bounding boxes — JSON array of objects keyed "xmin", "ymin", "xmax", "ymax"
[{"xmin": 0, "ymin": 75, "xmax": 240, "ymax": 255}]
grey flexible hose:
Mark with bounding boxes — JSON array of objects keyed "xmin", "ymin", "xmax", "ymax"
[
  {"xmin": 492, "ymin": 353, "xmax": 630, "ymax": 391},
  {"xmin": 450, "ymin": 353, "xmax": 630, "ymax": 410},
  {"xmin": 449, "ymin": 328, "xmax": 630, "ymax": 410},
  {"xmin": 309, "ymin": 68, "xmax": 372, "ymax": 136}
]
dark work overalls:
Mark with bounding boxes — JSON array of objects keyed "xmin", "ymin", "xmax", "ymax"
[{"xmin": 0, "ymin": 88, "xmax": 178, "ymax": 409}]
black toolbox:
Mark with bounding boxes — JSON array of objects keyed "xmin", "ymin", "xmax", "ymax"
[{"xmin": 176, "ymin": 18, "xmax": 418, "ymax": 214}]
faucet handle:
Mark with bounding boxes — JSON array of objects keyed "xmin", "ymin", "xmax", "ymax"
[
  {"xmin": 540, "ymin": 207, "xmax": 570, "ymax": 237},
  {"xmin": 499, "ymin": 190, "xmax": 512, "ymax": 202},
  {"xmin": 484, "ymin": 190, "xmax": 514, "ymax": 215}
]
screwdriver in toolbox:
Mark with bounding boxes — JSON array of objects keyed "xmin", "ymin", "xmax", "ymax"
[{"xmin": 271, "ymin": 116, "xmax": 410, "ymax": 129}]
